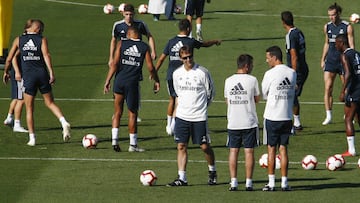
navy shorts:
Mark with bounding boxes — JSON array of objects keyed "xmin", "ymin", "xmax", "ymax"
[
  {"xmin": 174, "ymin": 117, "xmax": 210, "ymax": 145},
  {"xmin": 324, "ymin": 61, "xmax": 343, "ymax": 75},
  {"xmin": 264, "ymin": 119, "xmax": 292, "ymax": 147},
  {"xmin": 167, "ymin": 79, "xmax": 177, "ymax": 97},
  {"xmin": 10, "ymin": 69, "xmax": 24, "ymax": 100},
  {"xmin": 113, "ymin": 79, "xmax": 140, "ymax": 112},
  {"xmin": 227, "ymin": 128, "xmax": 257, "ymax": 149},
  {"xmin": 23, "ymin": 68, "xmax": 52, "ymax": 96},
  {"xmin": 185, "ymin": 0, "xmax": 205, "ymax": 17}
]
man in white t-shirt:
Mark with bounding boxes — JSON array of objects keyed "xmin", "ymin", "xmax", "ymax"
[
  {"xmin": 167, "ymin": 45, "xmax": 217, "ymax": 187},
  {"xmin": 224, "ymin": 54, "xmax": 260, "ymax": 191},
  {"xmin": 261, "ymin": 46, "xmax": 296, "ymax": 192}
]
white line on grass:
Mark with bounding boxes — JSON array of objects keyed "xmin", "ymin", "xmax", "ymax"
[
  {"xmin": 44, "ymin": 0, "xmax": 101, "ymax": 7},
  {"xmin": 0, "ymin": 156, "xmax": 358, "ymax": 165}
]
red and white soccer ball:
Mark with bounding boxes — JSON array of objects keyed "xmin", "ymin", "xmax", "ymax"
[
  {"xmin": 140, "ymin": 170, "xmax": 157, "ymax": 186},
  {"xmin": 259, "ymin": 153, "xmax": 268, "ymax": 168},
  {"xmin": 118, "ymin": 3, "xmax": 126, "ymax": 13},
  {"xmin": 138, "ymin": 4, "xmax": 148, "ymax": 14},
  {"xmin": 326, "ymin": 155, "xmax": 343, "ymax": 171},
  {"xmin": 334, "ymin": 154, "xmax": 346, "ymax": 166},
  {"xmin": 82, "ymin": 134, "xmax": 98, "ymax": 149},
  {"xmin": 350, "ymin": 13, "xmax": 360, "ymax": 24},
  {"xmin": 103, "ymin": 3, "xmax": 115, "ymax": 14},
  {"xmin": 301, "ymin": 155, "xmax": 318, "ymax": 170}
]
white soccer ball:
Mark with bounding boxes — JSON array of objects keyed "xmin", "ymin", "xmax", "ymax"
[
  {"xmin": 82, "ymin": 134, "xmax": 98, "ymax": 149},
  {"xmin": 259, "ymin": 153, "xmax": 268, "ymax": 168},
  {"xmin": 138, "ymin": 4, "xmax": 148, "ymax": 14},
  {"xmin": 301, "ymin": 155, "xmax": 318, "ymax": 170},
  {"xmin": 103, "ymin": 3, "xmax": 115, "ymax": 14},
  {"xmin": 275, "ymin": 154, "xmax": 281, "ymax": 169},
  {"xmin": 334, "ymin": 154, "xmax": 346, "ymax": 166},
  {"xmin": 350, "ymin": 13, "xmax": 360, "ymax": 24},
  {"xmin": 326, "ymin": 155, "xmax": 343, "ymax": 171},
  {"xmin": 140, "ymin": 170, "xmax": 157, "ymax": 186},
  {"xmin": 174, "ymin": 4, "xmax": 182, "ymax": 14},
  {"xmin": 118, "ymin": 3, "xmax": 126, "ymax": 13}
]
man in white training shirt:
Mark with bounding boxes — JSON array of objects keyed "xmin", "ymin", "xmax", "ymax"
[
  {"xmin": 261, "ymin": 46, "xmax": 296, "ymax": 192},
  {"xmin": 167, "ymin": 45, "xmax": 217, "ymax": 187},
  {"xmin": 224, "ymin": 54, "xmax": 260, "ymax": 191}
]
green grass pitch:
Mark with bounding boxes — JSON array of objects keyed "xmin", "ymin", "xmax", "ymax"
[{"xmin": 1, "ymin": 0, "xmax": 360, "ymax": 202}]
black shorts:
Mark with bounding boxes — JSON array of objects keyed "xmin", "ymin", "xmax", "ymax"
[
  {"xmin": 264, "ymin": 119, "xmax": 292, "ymax": 147},
  {"xmin": 174, "ymin": 117, "xmax": 210, "ymax": 145},
  {"xmin": 113, "ymin": 79, "xmax": 140, "ymax": 112},
  {"xmin": 167, "ymin": 79, "xmax": 177, "ymax": 97},
  {"xmin": 227, "ymin": 128, "xmax": 257, "ymax": 148},
  {"xmin": 324, "ymin": 61, "xmax": 343, "ymax": 75},
  {"xmin": 185, "ymin": 0, "xmax": 205, "ymax": 17},
  {"xmin": 23, "ymin": 68, "xmax": 52, "ymax": 96}
]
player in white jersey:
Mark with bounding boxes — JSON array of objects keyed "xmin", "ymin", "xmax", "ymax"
[
  {"xmin": 224, "ymin": 54, "xmax": 260, "ymax": 191},
  {"xmin": 167, "ymin": 45, "xmax": 216, "ymax": 187},
  {"xmin": 261, "ymin": 46, "xmax": 296, "ymax": 192}
]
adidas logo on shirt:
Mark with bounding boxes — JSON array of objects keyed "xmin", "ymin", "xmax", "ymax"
[
  {"xmin": 22, "ymin": 39, "xmax": 37, "ymax": 51},
  {"xmin": 229, "ymin": 82, "xmax": 247, "ymax": 95},
  {"xmin": 171, "ymin": 41, "xmax": 184, "ymax": 52},
  {"xmin": 124, "ymin": 45, "xmax": 141, "ymax": 57},
  {"xmin": 277, "ymin": 77, "xmax": 293, "ymax": 90}
]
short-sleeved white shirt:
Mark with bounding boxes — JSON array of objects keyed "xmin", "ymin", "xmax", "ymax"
[
  {"xmin": 262, "ymin": 64, "xmax": 296, "ymax": 121},
  {"xmin": 173, "ymin": 64, "xmax": 215, "ymax": 121},
  {"xmin": 224, "ymin": 74, "xmax": 260, "ymax": 130}
]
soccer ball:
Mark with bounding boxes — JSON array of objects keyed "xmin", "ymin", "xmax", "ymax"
[
  {"xmin": 334, "ymin": 154, "xmax": 346, "ymax": 166},
  {"xmin": 82, "ymin": 134, "xmax": 98, "ymax": 149},
  {"xmin": 259, "ymin": 153, "xmax": 268, "ymax": 168},
  {"xmin": 103, "ymin": 3, "xmax": 114, "ymax": 14},
  {"xmin": 275, "ymin": 154, "xmax": 281, "ymax": 169},
  {"xmin": 140, "ymin": 170, "xmax": 157, "ymax": 186},
  {"xmin": 326, "ymin": 155, "xmax": 343, "ymax": 171},
  {"xmin": 138, "ymin": 4, "xmax": 148, "ymax": 14},
  {"xmin": 174, "ymin": 4, "xmax": 182, "ymax": 14},
  {"xmin": 301, "ymin": 155, "xmax": 318, "ymax": 170},
  {"xmin": 118, "ymin": 3, "xmax": 126, "ymax": 13},
  {"xmin": 350, "ymin": 13, "xmax": 360, "ymax": 24}
]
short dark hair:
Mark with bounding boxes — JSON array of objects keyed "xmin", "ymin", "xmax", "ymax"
[
  {"xmin": 281, "ymin": 11, "xmax": 294, "ymax": 26},
  {"xmin": 124, "ymin": 4, "xmax": 135, "ymax": 12},
  {"xmin": 328, "ymin": 2, "xmax": 342, "ymax": 14},
  {"xmin": 179, "ymin": 19, "xmax": 191, "ymax": 32},
  {"xmin": 266, "ymin": 46, "xmax": 283, "ymax": 62},
  {"xmin": 336, "ymin": 34, "xmax": 349, "ymax": 46},
  {"xmin": 237, "ymin": 54, "xmax": 253, "ymax": 69},
  {"xmin": 179, "ymin": 45, "xmax": 192, "ymax": 57}
]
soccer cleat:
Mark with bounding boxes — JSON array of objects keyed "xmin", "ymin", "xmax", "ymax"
[
  {"xmin": 166, "ymin": 125, "xmax": 173, "ymax": 136},
  {"xmin": 262, "ymin": 184, "xmax": 275, "ymax": 191},
  {"xmin": 246, "ymin": 187, "xmax": 254, "ymax": 191},
  {"xmin": 196, "ymin": 30, "xmax": 203, "ymax": 42},
  {"xmin": 342, "ymin": 151, "xmax": 356, "ymax": 157},
  {"xmin": 128, "ymin": 145, "xmax": 145, "ymax": 152},
  {"xmin": 27, "ymin": 139, "xmax": 35, "ymax": 146},
  {"xmin": 166, "ymin": 178, "xmax": 188, "ymax": 187},
  {"xmin": 62, "ymin": 122, "xmax": 71, "ymax": 142},
  {"xmin": 13, "ymin": 126, "xmax": 29, "ymax": 133},
  {"xmin": 322, "ymin": 117, "xmax": 332, "ymax": 125},
  {"xmin": 4, "ymin": 117, "xmax": 13, "ymax": 126},
  {"xmin": 293, "ymin": 125, "xmax": 303, "ymax": 131},
  {"xmin": 208, "ymin": 171, "xmax": 217, "ymax": 185},
  {"xmin": 228, "ymin": 187, "xmax": 237, "ymax": 191},
  {"xmin": 113, "ymin": 145, "xmax": 121, "ymax": 152},
  {"xmin": 281, "ymin": 185, "xmax": 292, "ymax": 191}
]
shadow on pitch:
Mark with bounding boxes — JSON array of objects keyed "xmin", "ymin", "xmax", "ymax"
[{"xmin": 222, "ymin": 36, "xmax": 283, "ymax": 42}]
